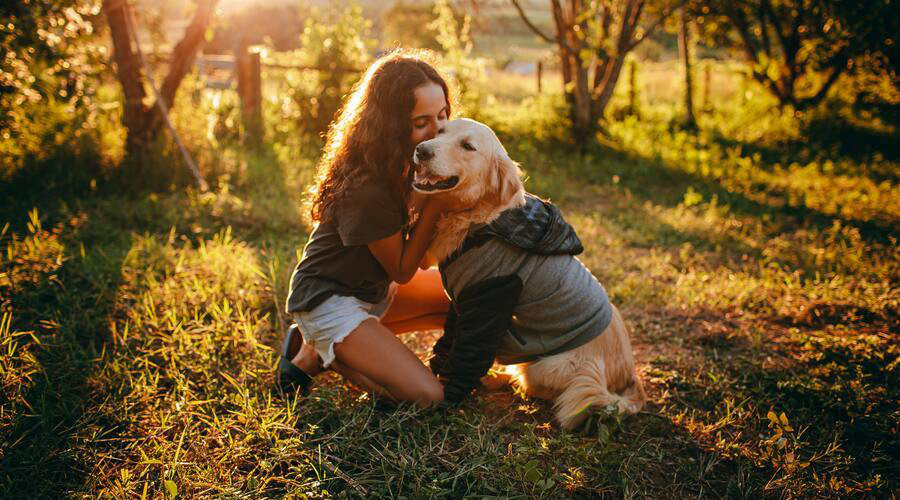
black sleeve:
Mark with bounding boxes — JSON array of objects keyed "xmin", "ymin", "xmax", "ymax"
[
  {"xmin": 429, "ymin": 303, "xmax": 457, "ymax": 378},
  {"xmin": 442, "ymin": 274, "xmax": 523, "ymax": 403}
]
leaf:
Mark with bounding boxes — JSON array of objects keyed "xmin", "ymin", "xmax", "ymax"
[
  {"xmin": 767, "ymin": 411, "xmax": 779, "ymax": 424},
  {"xmin": 164, "ymin": 479, "xmax": 177, "ymax": 499},
  {"xmin": 523, "ymin": 460, "xmax": 541, "ymax": 483},
  {"xmin": 779, "ymin": 412, "xmax": 789, "ymax": 426},
  {"xmin": 597, "ymin": 423, "xmax": 610, "ymax": 444}
]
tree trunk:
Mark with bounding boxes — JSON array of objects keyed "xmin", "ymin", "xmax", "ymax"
[
  {"xmin": 552, "ymin": 0, "xmax": 595, "ymax": 143},
  {"xmin": 679, "ymin": 8, "xmax": 697, "ymax": 129},
  {"xmin": 590, "ymin": 0, "xmax": 645, "ymax": 125},
  {"xmin": 571, "ymin": 57, "xmax": 594, "ymax": 143},
  {"xmin": 590, "ymin": 51, "xmax": 627, "ymax": 121},
  {"xmin": 103, "ymin": 0, "xmax": 148, "ymax": 155},
  {"xmin": 104, "ymin": 0, "xmax": 216, "ymax": 160}
]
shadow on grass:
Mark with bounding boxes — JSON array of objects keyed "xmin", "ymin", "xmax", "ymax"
[
  {"xmin": 0, "ymin": 212, "xmax": 126, "ymax": 496},
  {"xmin": 706, "ymin": 115, "xmax": 900, "ymax": 182},
  {"xmin": 566, "ymin": 139, "xmax": 898, "ymax": 246},
  {"xmin": 637, "ymin": 305, "xmax": 898, "ymax": 496},
  {"xmin": 801, "ymin": 113, "xmax": 900, "ymax": 168},
  {"xmin": 0, "ymin": 144, "xmax": 105, "ymax": 232},
  {"xmin": 0, "ymin": 138, "xmax": 302, "ymax": 495}
]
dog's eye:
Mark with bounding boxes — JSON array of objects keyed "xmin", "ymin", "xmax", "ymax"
[{"xmin": 462, "ymin": 142, "xmax": 476, "ymax": 151}]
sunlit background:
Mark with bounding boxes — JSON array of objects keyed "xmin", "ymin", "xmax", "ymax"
[{"xmin": 1, "ymin": 0, "xmax": 897, "ymax": 497}]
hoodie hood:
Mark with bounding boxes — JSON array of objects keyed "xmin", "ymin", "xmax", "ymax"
[{"xmin": 441, "ymin": 193, "xmax": 583, "ymax": 267}]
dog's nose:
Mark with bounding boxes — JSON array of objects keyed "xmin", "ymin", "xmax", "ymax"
[{"xmin": 415, "ymin": 143, "xmax": 434, "ymax": 162}]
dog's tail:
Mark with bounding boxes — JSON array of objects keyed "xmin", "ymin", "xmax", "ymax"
[{"xmin": 552, "ymin": 357, "xmax": 645, "ymax": 430}]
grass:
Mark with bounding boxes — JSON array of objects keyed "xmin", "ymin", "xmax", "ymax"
[{"xmin": 1, "ymin": 57, "xmax": 897, "ymax": 498}]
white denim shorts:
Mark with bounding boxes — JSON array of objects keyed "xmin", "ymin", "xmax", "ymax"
[{"xmin": 292, "ymin": 283, "xmax": 398, "ymax": 368}]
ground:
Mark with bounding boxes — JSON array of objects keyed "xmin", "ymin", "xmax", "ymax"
[{"xmin": 0, "ymin": 58, "xmax": 897, "ymax": 497}]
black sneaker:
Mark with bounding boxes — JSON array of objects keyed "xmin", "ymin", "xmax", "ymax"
[{"xmin": 276, "ymin": 324, "xmax": 314, "ymax": 395}]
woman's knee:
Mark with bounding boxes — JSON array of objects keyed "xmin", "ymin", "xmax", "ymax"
[
  {"xmin": 395, "ymin": 378, "xmax": 443, "ymax": 406},
  {"xmin": 420, "ymin": 380, "xmax": 444, "ymax": 404}
]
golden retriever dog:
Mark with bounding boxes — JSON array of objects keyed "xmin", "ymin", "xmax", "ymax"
[{"xmin": 413, "ymin": 118, "xmax": 645, "ymax": 430}]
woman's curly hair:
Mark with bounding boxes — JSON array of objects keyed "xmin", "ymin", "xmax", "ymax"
[{"xmin": 307, "ymin": 49, "xmax": 452, "ymax": 223}]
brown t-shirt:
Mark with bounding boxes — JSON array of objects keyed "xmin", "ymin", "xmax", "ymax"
[{"xmin": 286, "ymin": 178, "xmax": 405, "ymax": 313}]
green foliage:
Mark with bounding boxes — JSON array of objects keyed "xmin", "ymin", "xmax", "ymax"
[
  {"xmin": 0, "ymin": 1, "xmax": 122, "ymax": 195},
  {"xmin": 286, "ymin": 5, "xmax": 374, "ymax": 139},
  {"xmin": 0, "ymin": 0, "xmax": 104, "ymax": 134},
  {"xmin": 430, "ymin": 0, "xmax": 486, "ymax": 119},
  {"xmin": 382, "ymin": 1, "xmax": 443, "ymax": 50}
]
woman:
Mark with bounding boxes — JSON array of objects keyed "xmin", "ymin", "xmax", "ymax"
[{"xmin": 277, "ymin": 50, "xmax": 452, "ymax": 406}]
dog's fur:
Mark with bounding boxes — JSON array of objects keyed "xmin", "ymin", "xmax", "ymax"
[{"xmin": 414, "ymin": 118, "xmax": 646, "ymax": 429}]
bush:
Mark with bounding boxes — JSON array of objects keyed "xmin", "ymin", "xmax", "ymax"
[
  {"xmin": 287, "ymin": 5, "xmax": 374, "ymax": 139},
  {"xmin": 382, "ymin": 1, "xmax": 443, "ymax": 50}
]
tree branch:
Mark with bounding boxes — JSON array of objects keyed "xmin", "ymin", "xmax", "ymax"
[
  {"xmin": 762, "ymin": 0, "xmax": 791, "ymax": 62},
  {"xmin": 726, "ymin": 3, "xmax": 762, "ymax": 67},
  {"xmin": 510, "ymin": 0, "xmax": 557, "ymax": 45},
  {"xmin": 802, "ymin": 57, "xmax": 845, "ymax": 108},
  {"xmin": 158, "ymin": 0, "xmax": 217, "ymax": 110},
  {"xmin": 757, "ymin": 1, "xmax": 771, "ymax": 57},
  {"xmin": 549, "ymin": 0, "xmax": 574, "ymax": 53},
  {"xmin": 627, "ymin": 0, "xmax": 687, "ymax": 51},
  {"xmin": 140, "ymin": 0, "xmax": 216, "ymax": 138}
]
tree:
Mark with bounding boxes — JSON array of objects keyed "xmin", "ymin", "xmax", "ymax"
[
  {"xmin": 511, "ymin": 0, "xmax": 682, "ymax": 142},
  {"xmin": 694, "ymin": 0, "xmax": 898, "ymax": 111},
  {"xmin": 103, "ymin": 0, "xmax": 216, "ymax": 160}
]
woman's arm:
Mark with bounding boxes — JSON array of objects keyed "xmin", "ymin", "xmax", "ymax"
[{"xmin": 368, "ymin": 198, "xmax": 444, "ymax": 284}]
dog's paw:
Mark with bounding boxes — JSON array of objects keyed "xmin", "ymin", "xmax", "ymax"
[{"xmin": 480, "ymin": 372, "xmax": 512, "ymax": 391}]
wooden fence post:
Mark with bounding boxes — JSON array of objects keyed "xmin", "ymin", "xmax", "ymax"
[
  {"xmin": 702, "ymin": 62, "xmax": 712, "ymax": 112},
  {"xmin": 627, "ymin": 58, "xmax": 639, "ymax": 117},
  {"xmin": 236, "ymin": 41, "xmax": 262, "ymax": 147},
  {"xmin": 536, "ymin": 60, "xmax": 543, "ymax": 94}
]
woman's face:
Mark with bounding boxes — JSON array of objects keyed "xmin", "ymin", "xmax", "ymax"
[{"xmin": 409, "ymin": 82, "xmax": 449, "ymax": 149}]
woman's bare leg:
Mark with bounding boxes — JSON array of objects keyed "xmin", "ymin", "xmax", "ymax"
[
  {"xmin": 331, "ymin": 318, "xmax": 443, "ymax": 407},
  {"xmin": 382, "ymin": 268, "xmax": 450, "ymax": 334},
  {"xmin": 291, "ymin": 269, "xmax": 448, "ymax": 395},
  {"xmin": 329, "ymin": 358, "xmax": 395, "ymax": 400}
]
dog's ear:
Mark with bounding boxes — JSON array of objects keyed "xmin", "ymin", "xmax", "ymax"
[{"xmin": 491, "ymin": 151, "xmax": 525, "ymax": 208}]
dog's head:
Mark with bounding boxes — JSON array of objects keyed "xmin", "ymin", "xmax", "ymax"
[{"xmin": 412, "ymin": 118, "xmax": 525, "ymax": 213}]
